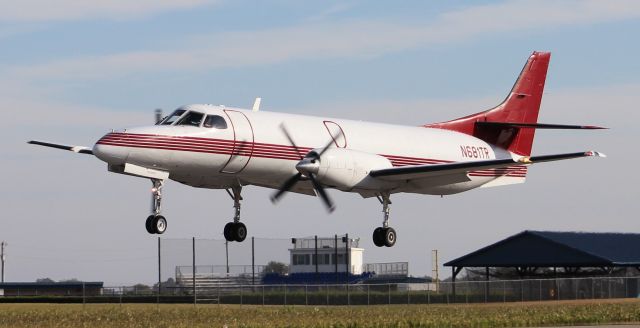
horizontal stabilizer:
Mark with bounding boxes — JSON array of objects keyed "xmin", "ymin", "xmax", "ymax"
[
  {"xmin": 27, "ymin": 140, "xmax": 93, "ymax": 155},
  {"xmin": 475, "ymin": 122, "xmax": 607, "ymax": 130},
  {"xmin": 370, "ymin": 151, "xmax": 604, "ymax": 181}
]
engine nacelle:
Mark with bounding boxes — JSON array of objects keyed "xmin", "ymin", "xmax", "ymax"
[{"xmin": 314, "ymin": 148, "xmax": 393, "ymax": 191}]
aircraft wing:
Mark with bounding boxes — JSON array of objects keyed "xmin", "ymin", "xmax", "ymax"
[
  {"xmin": 28, "ymin": 140, "xmax": 94, "ymax": 155},
  {"xmin": 369, "ymin": 151, "xmax": 605, "ymax": 181}
]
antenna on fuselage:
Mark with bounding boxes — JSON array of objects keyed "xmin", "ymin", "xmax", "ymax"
[
  {"xmin": 154, "ymin": 108, "xmax": 163, "ymax": 124},
  {"xmin": 252, "ymin": 97, "xmax": 261, "ymax": 112}
]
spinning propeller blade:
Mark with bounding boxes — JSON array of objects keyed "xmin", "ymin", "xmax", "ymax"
[
  {"xmin": 271, "ymin": 124, "xmax": 340, "ymax": 212},
  {"xmin": 270, "ymin": 172, "xmax": 303, "ymax": 203}
]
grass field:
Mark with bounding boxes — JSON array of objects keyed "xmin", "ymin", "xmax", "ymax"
[{"xmin": 1, "ymin": 299, "xmax": 639, "ymax": 327}]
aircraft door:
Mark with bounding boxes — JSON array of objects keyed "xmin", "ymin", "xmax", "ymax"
[{"xmin": 220, "ymin": 110, "xmax": 255, "ymax": 174}]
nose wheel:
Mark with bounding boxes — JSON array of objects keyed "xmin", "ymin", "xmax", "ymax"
[
  {"xmin": 146, "ymin": 179, "xmax": 167, "ymax": 235},
  {"xmin": 223, "ymin": 186, "xmax": 247, "ymax": 242},
  {"xmin": 372, "ymin": 193, "xmax": 396, "ymax": 247}
]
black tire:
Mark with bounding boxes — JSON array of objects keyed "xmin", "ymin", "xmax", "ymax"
[
  {"xmin": 383, "ymin": 227, "xmax": 396, "ymax": 247},
  {"xmin": 223, "ymin": 222, "xmax": 234, "ymax": 242},
  {"xmin": 234, "ymin": 222, "xmax": 247, "ymax": 242},
  {"xmin": 372, "ymin": 227, "xmax": 385, "ymax": 247},
  {"xmin": 153, "ymin": 215, "xmax": 167, "ymax": 234},
  {"xmin": 145, "ymin": 215, "xmax": 156, "ymax": 234}
]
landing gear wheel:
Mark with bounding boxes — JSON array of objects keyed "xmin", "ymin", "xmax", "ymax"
[
  {"xmin": 152, "ymin": 215, "xmax": 167, "ymax": 234},
  {"xmin": 233, "ymin": 222, "xmax": 247, "ymax": 242},
  {"xmin": 383, "ymin": 227, "xmax": 396, "ymax": 247},
  {"xmin": 373, "ymin": 227, "xmax": 385, "ymax": 247},
  {"xmin": 145, "ymin": 215, "xmax": 155, "ymax": 234},
  {"xmin": 223, "ymin": 222, "xmax": 248, "ymax": 242},
  {"xmin": 223, "ymin": 222, "xmax": 234, "ymax": 242}
]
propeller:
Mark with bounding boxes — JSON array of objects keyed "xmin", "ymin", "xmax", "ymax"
[{"xmin": 270, "ymin": 124, "xmax": 342, "ymax": 212}]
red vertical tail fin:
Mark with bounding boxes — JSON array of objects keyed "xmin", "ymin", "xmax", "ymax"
[{"xmin": 425, "ymin": 51, "xmax": 551, "ymax": 156}]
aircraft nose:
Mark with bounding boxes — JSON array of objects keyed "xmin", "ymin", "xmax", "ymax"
[{"xmin": 92, "ymin": 132, "xmax": 129, "ymax": 165}]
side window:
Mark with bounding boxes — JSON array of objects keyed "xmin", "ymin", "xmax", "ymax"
[
  {"xmin": 176, "ymin": 111, "xmax": 204, "ymax": 127},
  {"xmin": 203, "ymin": 115, "xmax": 228, "ymax": 129}
]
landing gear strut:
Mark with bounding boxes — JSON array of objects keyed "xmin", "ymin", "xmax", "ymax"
[
  {"xmin": 372, "ymin": 193, "xmax": 396, "ymax": 247},
  {"xmin": 223, "ymin": 186, "xmax": 247, "ymax": 242},
  {"xmin": 146, "ymin": 179, "xmax": 167, "ymax": 234}
]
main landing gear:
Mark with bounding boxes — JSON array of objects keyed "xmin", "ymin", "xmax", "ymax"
[
  {"xmin": 372, "ymin": 193, "xmax": 396, "ymax": 247},
  {"xmin": 146, "ymin": 179, "xmax": 167, "ymax": 234},
  {"xmin": 223, "ymin": 186, "xmax": 247, "ymax": 242}
]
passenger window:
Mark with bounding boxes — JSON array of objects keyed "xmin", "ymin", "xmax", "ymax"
[
  {"xmin": 203, "ymin": 115, "xmax": 228, "ymax": 129},
  {"xmin": 176, "ymin": 111, "xmax": 204, "ymax": 127}
]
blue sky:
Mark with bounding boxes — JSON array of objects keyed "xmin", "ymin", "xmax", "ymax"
[{"xmin": 1, "ymin": 0, "xmax": 639, "ymax": 285}]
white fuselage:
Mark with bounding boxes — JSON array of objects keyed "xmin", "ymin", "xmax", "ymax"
[{"xmin": 93, "ymin": 104, "xmax": 525, "ymax": 197}]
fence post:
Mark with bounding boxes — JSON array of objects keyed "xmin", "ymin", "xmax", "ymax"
[
  {"xmin": 503, "ymin": 281, "xmax": 506, "ymax": 303},
  {"xmin": 367, "ymin": 284, "xmax": 370, "ymax": 305},
  {"xmin": 314, "ymin": 236, "xmax": 318, "ymax": 284},
  {"xmin": 538, "ymin": 279, "xmax": 541, "ymax": 301},
  {"xmin": 192, "ymin": 237, "xmax": 196, "ymax": 306},
  {"xmin": 305, "ymin": 285, "xmax": 308, "ymax": 306},
  {"xmin": 427, "ymin": 286, "xmax": 430, "ymax": 304},
  {"xmin": 465, "ymin": 282, "xmax": 468, "ymax": 304},
  {"xmin": 388, "ymin": 284, "xmax": 391, "ymax": 305},
  {"xmin": 252, "ymin": 237, "xmax": 255, "ymax": 285},
  {"xmin": 325, "ymin": 285, "xmax": 329, "ymax": 306},
  {"xmin": 240, "ymin": 285, "xmax": 243, "ymax": 306},
  {"xmin": 558, "ymin": 279, "xmax": 561, "ymax": 300},
  {"xmin": 347, "ymin": 284, "xmax": 350, "ymax": 306},
  {"xmin": 284, "ymin": 284, "xmax": 287, "ymax": 306},
  {"xmin": 334, "ymin": 235, "xmax": 338, "ymax": 284},
  {"xmin": 262, "ymin": 285, "xmax": 265, "ymax": 306},
  {"xmin": 157, "ymin": 237, "xmax": 161, "ymax": 306},
  {"xmin": 82, "ymin": 281, "xmax": 86, "ymax": 307},
  {"xmin": 218, "ymin": 282, "xmax": 220, "ymax": 305}
]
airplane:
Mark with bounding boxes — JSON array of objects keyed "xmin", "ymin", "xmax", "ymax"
[{"xmin": 28, "ymin": 51, "xmax": 605, "ymax": 247}]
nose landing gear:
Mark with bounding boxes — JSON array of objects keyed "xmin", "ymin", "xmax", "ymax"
[
  {"xmin": 372, "ymin": 193, "xmax": 396, "ymax": 247},
  {"xmin": 146, "ymin": 179, "xmax": 167, "ymax": 234},
  {"xmin": 223, "ymin": 186, "xmax": 247, "ymax": 242}
]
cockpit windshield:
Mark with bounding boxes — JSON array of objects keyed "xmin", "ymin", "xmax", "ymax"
[
  {"xmin": 160, "ymin": 109, "xmax": 186, "ymax": 125},
  {"xmin": 176, "ymin": 111, "xmax": 204, "ymax": 127}
]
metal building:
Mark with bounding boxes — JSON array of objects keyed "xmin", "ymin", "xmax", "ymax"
[{"xmin": 445, "ymin": 230, "xmax": 640, "ymax": 284}]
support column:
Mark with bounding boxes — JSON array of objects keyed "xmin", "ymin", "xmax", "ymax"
[{"xmin": 451, "ymin": 266, "xmax": 462, "ymax": 301}]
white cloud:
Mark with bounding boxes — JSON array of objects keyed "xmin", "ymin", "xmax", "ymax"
[
  {"xmin": 0, "ymin": 0, "xmax": 217, "ymax": 22},
  {"xmin": 9, "ymin": 0, "xmax": 640, "ymax": 80}
]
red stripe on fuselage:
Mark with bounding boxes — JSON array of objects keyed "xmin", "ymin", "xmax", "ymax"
[{"xmin": 96, "ymin": 133, "xmax": 528, "ymax": 178}]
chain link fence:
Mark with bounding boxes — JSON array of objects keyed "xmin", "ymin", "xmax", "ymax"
[
  {"xmin": 1, "ymin": 277, "xmax": 638, "ymax": 305},
  {"xmin": 3, "ymin": 236, "xmax": 638, "ymax": 304}
]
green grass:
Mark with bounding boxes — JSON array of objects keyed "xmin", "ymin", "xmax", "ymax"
[{"xmin": 1, "ymin": 299, "xmax": 639, "ymax": 327}]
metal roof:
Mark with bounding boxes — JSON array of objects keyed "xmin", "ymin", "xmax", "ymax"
[{"xmin": 444, "ymin": 231, "xmax": 640, "ymax": 268}]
